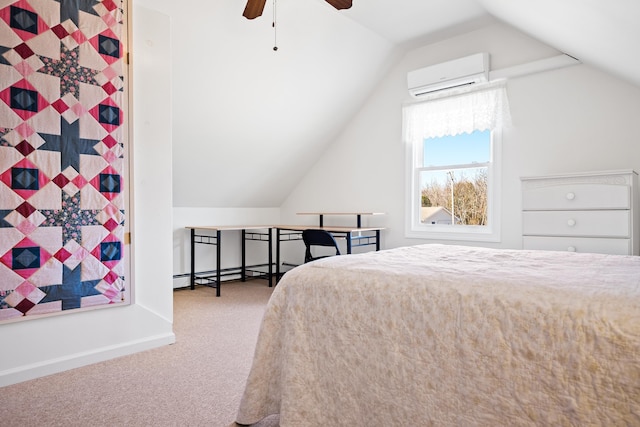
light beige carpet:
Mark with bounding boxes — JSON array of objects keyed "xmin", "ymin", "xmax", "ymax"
[{"xmin": 1, "ymin": 280, "xmax": 277, "ymax": 427}]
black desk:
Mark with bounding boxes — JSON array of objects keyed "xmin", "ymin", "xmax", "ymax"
[
  {"xmin": 274, "ymin": 225, "xmax": 383, "ymax": 281},
  {"xmin": 185, "ymin": 226, "xmax": 273, "ymax": 296},
  {"xmin": 297, "ymin": 212, "xmax": 385, "ymax": 228}
]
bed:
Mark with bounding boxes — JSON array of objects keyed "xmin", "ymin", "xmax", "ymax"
[{"xmin": 235, "ymin": 244, "xmax": 640, "ymax": 426}]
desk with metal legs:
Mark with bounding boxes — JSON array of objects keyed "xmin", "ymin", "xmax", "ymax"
[
  {"xmin": 297, "ymin": 212, "xmax": 385, "ymax": 228},
  {"xmin": 185, "ymin": 226, "xmax": 273, "ymax": 296},
  {"xmin": 274, "ymin": 225, "xmax": 383, "ymax": 281}
]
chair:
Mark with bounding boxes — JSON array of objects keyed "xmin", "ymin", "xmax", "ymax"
[{"xmin": 302, "ymin": 229, "xmax": 341, "ymax": 263}]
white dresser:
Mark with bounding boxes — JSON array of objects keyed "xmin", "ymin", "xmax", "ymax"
[{"xmin": 521, "ymin": 170, "xmax": 639, "ymax": 255}]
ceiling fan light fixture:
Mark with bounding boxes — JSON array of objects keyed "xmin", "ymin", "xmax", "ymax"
[
  {"xmin": 325, "ymin": 0, "xmax": 353, "ymax": 10},
  {"xmin": 243, "ymin": 0, "xmax": 353, "ymax": 20},
  {"xmin": 243, "ymin": 0, "xmax": 267, "ymax": 19}
]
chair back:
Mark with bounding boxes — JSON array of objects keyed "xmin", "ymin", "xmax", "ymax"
[{"xmin": 302, "ymin": 229, "xmax": 341, "ymax": 263}]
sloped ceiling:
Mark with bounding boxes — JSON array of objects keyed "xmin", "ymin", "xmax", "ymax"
[
  {"xmin": 476, "ymin": 0, "xmax": 640, "ymax": 88},
  {"xmin": 340, "ymin": 0, "xmax": 490, "ymax": 46},
  {"xmin": 160, "ymin": 0, "xmax": 639, "ymax": 208},
  {"xmin": 167, "ymin": 0, "xmax": 395, "ymax": 207}
]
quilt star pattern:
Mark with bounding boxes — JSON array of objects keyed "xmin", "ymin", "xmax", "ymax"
[{"xmin": 0, "ymin": 0, "xmax": 128, "ymax": 321}]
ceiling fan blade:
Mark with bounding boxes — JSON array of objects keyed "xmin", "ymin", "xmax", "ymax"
[
  {"xmin": 243, "ymin": 0, "xmax": 267, "ymax": 19},
  {"xmin": 325, "ymin": 0, "xmax": 353, "ymax": 10}
]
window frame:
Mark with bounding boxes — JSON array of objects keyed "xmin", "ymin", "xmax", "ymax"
[{"xmin": 405, "ymin": 129, "xmax": 502, "ymax": 242}]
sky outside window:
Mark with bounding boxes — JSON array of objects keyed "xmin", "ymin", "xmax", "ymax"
[
  {"xmin": 423, "ymin": 129, "xmax": 490, "ymax": 167},
  {"xmin": 422, "ymin": 130, "xmax": 490, "ymax": 187}
]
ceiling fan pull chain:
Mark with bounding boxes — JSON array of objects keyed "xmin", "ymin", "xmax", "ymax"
[{"xmin": 272, "ymin": 0, "xmax": 278, "ymax": 51}]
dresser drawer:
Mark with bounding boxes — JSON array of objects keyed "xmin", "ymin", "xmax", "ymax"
[
  {"xmin": 522, "ymin": 184, "xmax": 630, "ymax": 210},
  {"xmin": 523, "ymin": 236, "xmax": 631, "ymax": 255},
  {"xmin": 522, "ymin": 210, "xmax": 630, "ymax": 237}
]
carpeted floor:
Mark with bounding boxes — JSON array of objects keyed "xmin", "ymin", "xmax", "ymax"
[{"xmin": 1, "ymin": 280, "xmax": 277, "ymax": 427}]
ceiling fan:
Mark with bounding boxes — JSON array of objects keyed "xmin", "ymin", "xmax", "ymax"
[{"xmin": 243, "ymin": 0, "xmax": 353, "ymax": 19}]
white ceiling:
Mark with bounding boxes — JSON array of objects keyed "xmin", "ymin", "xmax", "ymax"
[
  {"xmin": 340, "ymin": 0, "xmax": 640, "ymax": 87},
  {"xmin": 339, "ymin": 0, "xmax": 490, "ymax": 45},
  {"xmin": 152, "ymin": 0, "xmax": 640, "ymax": 208},
  {"xmin": 476, "ymin": 0, "xmax": 640, "ymax": 88}
]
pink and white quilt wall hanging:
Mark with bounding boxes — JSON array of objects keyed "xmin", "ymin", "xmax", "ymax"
[{"xmin": 0, "ymin": 0, "xmax": 129, "ymax": 321}]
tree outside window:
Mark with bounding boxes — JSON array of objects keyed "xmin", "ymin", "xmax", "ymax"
[{"xmin": 421, "ymin": 167, "xmax": 487, "ymax": 225}]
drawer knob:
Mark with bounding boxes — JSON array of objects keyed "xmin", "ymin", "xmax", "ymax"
[
  {"xmin": 567, "ymin": 219, "xmax": 576, "ymax": 227},
  {"xmin": 567, "ymin": 246, "xmax": 576, "ymax": 252},
  {"xmin": 566, "ymin": 192, "xmax": 575, "ymax": 200}
]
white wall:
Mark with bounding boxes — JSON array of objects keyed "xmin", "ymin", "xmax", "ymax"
[
  {"xmin": 0, "ymin": 3, "xmax": 175, "ymax": 386},
  {"xmin": 280, "ymin": 22, "xmax": 640, "ymax": 251}
]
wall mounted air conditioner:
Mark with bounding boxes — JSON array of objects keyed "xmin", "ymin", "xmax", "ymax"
[{"xmin": 407, "ymin": 53, "xmax": 489, "ymax": 97}]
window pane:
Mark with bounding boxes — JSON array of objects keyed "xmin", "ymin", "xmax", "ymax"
[
  {"xmin": 420, "ymin": 167, "xmax": 488, "ymax": 226},
  {"xmin": 423, "ymin": 129, "xmax": 490, "ymax": 167}
]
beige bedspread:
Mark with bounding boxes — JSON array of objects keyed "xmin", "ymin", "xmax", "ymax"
[{"xmin": 236, "ymin": 244, "xmax": 640, "ymax": 426}]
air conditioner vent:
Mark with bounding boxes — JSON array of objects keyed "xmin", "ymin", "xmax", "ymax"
[{"xmin": 408, "ymin": 53, "xmax": 489, "ymax": 97}]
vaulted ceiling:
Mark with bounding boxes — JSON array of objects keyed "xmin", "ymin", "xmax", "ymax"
[
  {"xmin": 138, "ymin": 0, "xmax": 640, "ymax": 208},
  {"xmin": 475, "ymin": 0, "xmax": 640, "ymax": 88}
]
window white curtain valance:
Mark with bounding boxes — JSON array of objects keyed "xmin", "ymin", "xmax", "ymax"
[{"xmin": 403, "ymin": 80, "xmax": 511, "ymax": 144}]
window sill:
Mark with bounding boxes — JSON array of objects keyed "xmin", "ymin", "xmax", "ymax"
[{"xmin": 405, "ymin": 226, "xmax": 500, "ymax": 243}]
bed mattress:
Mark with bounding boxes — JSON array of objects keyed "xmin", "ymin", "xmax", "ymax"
[{"xmin": 236, "ymin": 244, "xmax": 640, "ymax": 426}]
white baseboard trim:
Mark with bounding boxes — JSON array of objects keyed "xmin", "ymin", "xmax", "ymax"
[{"xmin": 0, "ymin": 332, "xmax": 176, "ymax": 387}]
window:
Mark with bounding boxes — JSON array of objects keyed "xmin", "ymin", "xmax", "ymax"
[
  {"xmin": 403, "ymin": 81, "xmax": 510, "ymax": 242},
  {"xmin": 421, "ymin": 130, "xmax": 491, "ymax": 227}
]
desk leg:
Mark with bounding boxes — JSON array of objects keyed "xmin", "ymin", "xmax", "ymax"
[
  {"xmin": 216, "ymin": 229, "xmax": 221, "ymax": 297},
  {"xmin": 190, "ymin": 228, "xmax": 195, "ymax": 290},
  {"xmin": 268, "ymin": 228, "xmax": 273, "ymax": 287},
  {"xmin": 276, "ymin": 228, "xmax": 281, "ymax": 283},
  {"xmin": 241, "ymin": 229, "xmax": 246, "ymax": 282},
  {"xmin": 376, "ymin": 230, "xmax": 380, "ymax": 251},
  {"xmin": 346, "ymin": 232, "xmax": 352, "ymax": 254}
]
